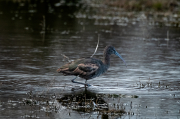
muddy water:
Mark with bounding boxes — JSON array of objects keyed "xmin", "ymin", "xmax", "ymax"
[{"xmin": 0, "ymin": 1, "xmax": 180, "ymax": 119}]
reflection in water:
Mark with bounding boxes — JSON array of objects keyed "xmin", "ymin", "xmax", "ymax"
[
  {"xmin": 58, "ymin": 89, "xmax": 124, "ymax": 114},
  {"xmin": 0, "ymin": 0, "xmax": 85, "ymax": 36},
  {"xmin": 21, "ymin": 89, "xmax": 131, "ymax": 119}
]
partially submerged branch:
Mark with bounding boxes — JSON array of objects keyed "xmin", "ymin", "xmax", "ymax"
[
  {"xmin": 61, "ymin": 54, "xmax": 71, "ymax": 62},
  {"xmin": 91, "ymin": 34, "xmax": 100, "ymax": 58}
]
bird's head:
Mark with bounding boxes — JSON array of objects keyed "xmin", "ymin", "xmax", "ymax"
[{"xmin": 106, "ymin": 45, "xmax": 127, "ymax": 67}]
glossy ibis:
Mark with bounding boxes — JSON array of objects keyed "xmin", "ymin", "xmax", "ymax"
[{"xmin": 57, "ymin": 45, "xmax": 126, "ymax": 87}]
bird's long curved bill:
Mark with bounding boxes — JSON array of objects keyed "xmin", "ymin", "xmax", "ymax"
[{"xmin": 115, "ymin": 51, "xmax": 127, "ymax": 67}]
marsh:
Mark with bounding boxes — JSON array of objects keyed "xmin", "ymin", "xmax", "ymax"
[{"xmin": 0, "ymin": 0, "xmax": 180, "ymax": 119}]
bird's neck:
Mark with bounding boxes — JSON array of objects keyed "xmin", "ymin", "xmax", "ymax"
[{"xmin": 103, "ymin": 50, "xmax": 111, "ymax": 67}]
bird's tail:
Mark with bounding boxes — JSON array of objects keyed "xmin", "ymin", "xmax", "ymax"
[
  {"xmin": 57, "ymin": 68, "xmax": 68, "ymax": 73},
  {"xmin": 57, "ymin": 68, "xmax": 75, "ymax": 76},
  {"xmin": 56, "ymin": 68, "xmax": 62, "ymax": 73}
]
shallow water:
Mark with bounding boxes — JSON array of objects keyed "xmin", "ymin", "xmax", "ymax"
[{"xmin": 0, "ymin": 1, "xmax": 180, "ymax": 119}]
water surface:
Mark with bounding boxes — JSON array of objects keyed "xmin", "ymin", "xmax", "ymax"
[{"xmin": 0, "ymin": 1, "xmax": 180, "ymax": 119}]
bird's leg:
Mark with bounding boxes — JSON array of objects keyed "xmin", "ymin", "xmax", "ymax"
[
  {"xmin": 71, "ymin": 76, "xmax": 87, "ymax": 86},
  {"xmin": 85, "ymin": 80, "xmax": 91, "ymax": 87},
  {"xmin": 71, "ymin": 77, "xmax": 91, "ymax": 87}
]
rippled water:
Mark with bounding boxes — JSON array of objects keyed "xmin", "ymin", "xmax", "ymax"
[{"xmin": 0, "ymin": 1, "xmax": 180, "ymax": 119}]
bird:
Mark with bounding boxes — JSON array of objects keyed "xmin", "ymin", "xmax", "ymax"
[{"xmin": 57, "ymin": 45, "xmax": 126, "ymax": 87}]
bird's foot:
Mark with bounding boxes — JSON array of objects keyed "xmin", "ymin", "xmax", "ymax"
[
  {"xmin": 71, "ymin": 84, "xmax": 91, "ymax": 91},
  {"xmin": 71, "ymin": 87, "xmax": 84, "ymax": 91},
  {"xmin": 85, "ymin": 83, "xmax": 91, "ymax": 87}
]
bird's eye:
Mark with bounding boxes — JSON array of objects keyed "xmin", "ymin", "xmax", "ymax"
[{"xmin": 112, "ymin": 49, "xmax": 115, "ymax": 53}]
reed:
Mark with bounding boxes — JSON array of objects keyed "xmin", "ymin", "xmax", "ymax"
[{"xmin": 102, "ymin": 0, "xmax": 179, "ymax": 12}]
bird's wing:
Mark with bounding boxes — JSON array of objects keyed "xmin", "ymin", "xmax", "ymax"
[
  {"xmin": 57, "ymin": 58, "xmax": 101, "ymax": 77},
  {"xmin": 73, "ymin": 63, "xmax": 99, "ymax": 76}
]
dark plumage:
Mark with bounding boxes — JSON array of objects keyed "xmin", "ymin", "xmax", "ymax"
[{"xmin": 57, "ymin": 45, "xmax": 126, "ymax": 86}]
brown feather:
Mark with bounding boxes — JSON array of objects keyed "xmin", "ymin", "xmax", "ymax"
[{"xmin": 73, "ymin": 63, "xmax": 98, "ymax": 76}]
